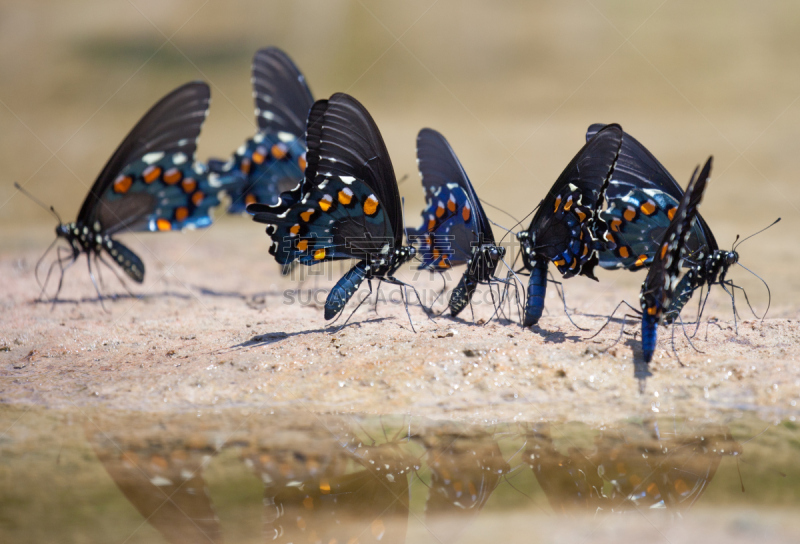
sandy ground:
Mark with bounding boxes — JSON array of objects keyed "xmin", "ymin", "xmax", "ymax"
[{"xmin": 1, "ymin": 220, "xmax": 798, "ymax": 425}]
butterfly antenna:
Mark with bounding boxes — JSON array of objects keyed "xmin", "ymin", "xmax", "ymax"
[
  {"xmin": 733, "ymin": 217, "xmax": 781, "ymax": 251},
  {"xmin": 13, "ymin": 182, "xmax": 62, "ymax": 223},
  {"xmin": 480, "ymin": 199, "xmax": 522, "ymax": 224},
  {"xmin": 497, "ymin": 205, "xmax": 538, "ymax": 246}
]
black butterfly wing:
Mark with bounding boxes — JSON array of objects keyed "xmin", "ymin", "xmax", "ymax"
[
  {"xmin": 416, "ymin": 128, "xmax": 493, "ymax": 242},
  {"xmin": 252, "ymin": 47, "xmax": 314, "ymax": 137},
  {"xmin": 587, "ymin": 123, "xmax": 718, "ymax": 253},
  {"xmin": 249, "ymin": 93, "xmax": 402, "ymax": 263},
  {"xmin": 641, "ymin": 157, "xmax": 712, "ymax": 320},
  {"xmin": 526, "ymin": 123, "xmax": 623, "ymax": 279},
  {"xmin": 79, "ymin": 82, "xmax": 211, "ymax": 232}
]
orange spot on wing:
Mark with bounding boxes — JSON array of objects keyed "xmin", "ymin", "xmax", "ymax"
[
  {"xmin": 271, "ymin": 144, "xmax": 287, "ymax": 160},
  {"xmin": 163, "ymin": 168, "xmax": 182, "ymax": 185},
  {"xmin": 641, "ymin": 200, "xmax": 657, "ymax": 215},
  {"xmin": 363, "ymin": 195, "xmax": 379, "ymax": 216},
  {"xmin": 668, "ymin": 207, "xmax": 677, "ymax": 220},
  {"xmin": 113, "ymin": 175, "xmax": 132, "ymax": 194},
  {"xmin": 623, "ymin": 207, "xmax": 636, "ymax": 221},
  {"xmin": 181, "ymin": 178, "xmax": 197, "ymax": 193},
  {"xmin": 319, "ymin": 195, "xmax": 333, "ymax": 212},
  {"xmin": 252, "ymin": 146, "xmax": 267, "ymax": 165},
  {"xmin": 338, "ymin": 189, "xmax": 352, "ymax": 205},
  {"xmin": 143, "ymin": 165, "xmax": 161, "ymax": 184},
  {"xmin": 156, "ymin": 218, "xmax": 171, "ymax": 231}
]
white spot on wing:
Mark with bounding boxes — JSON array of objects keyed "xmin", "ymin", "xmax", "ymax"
[{"xmin": 142, "ymin": 152, "xmax": 164, "ymax": 164}]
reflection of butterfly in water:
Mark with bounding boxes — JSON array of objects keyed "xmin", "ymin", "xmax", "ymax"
[
  {"xmin": 23, "ymin": 82, "xmax": 219, "ymax": 303},
  {"xmin": 640, "ymin": 157, "xmax": 711, "ymax": 364},
  {"xmin": 89, "ymin": 436, "xmax": 224, "ymax": 544},
  {"xmin": 524, "ymin": 420, "xmax": 739, "ymax": 514},
  {"xmin": 588, "ymin": 124, "xmax": 740, "ymax": 323},
  {"xmin": 420, "ymin": 431, "xmax": 510, "ymax": 543},
  {"xmin": 208, "ymin": 47, "xmax": 313, "ymax": 214},
  {"xmin": 248, "ymin": 93, "xmax": 417, "ymax": 323},
  {"xmin": 411, "ymin": 128, "xmax": 507, "ymax": 317},
  {"xmin": 516, "ymin": 124, "xmax": 622, "ymax": 326},
  {"xmin": 243, "ymin": 440, "xmax": 410, "ymax": 543}
]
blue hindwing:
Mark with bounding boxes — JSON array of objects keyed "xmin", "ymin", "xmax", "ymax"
[
  {"xmin": 412, "ymin": 183, "xmax": 477, "ymax": 270},
  {"xmin": 599, "ymin": 188, "xmax": 704, "ymax": 271},
  {"xmin": 260, "ymin": 175, "xmax": 393, "ymax": 266},
  {"xmin": 102, "ymin": 152, "xmax": 221, "ymax": 232},
  {"xmin": 213, "ymin": 131, "xmax": 307, "ymax": 213}
]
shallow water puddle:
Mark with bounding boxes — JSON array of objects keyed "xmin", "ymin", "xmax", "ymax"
[{"xmin": 1, "ymin": 407, "xmax": 799, "ymax": 543}]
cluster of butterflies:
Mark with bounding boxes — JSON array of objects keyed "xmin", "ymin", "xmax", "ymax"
[{"xmin": 20, "ymin": 47, "xmax": 776, "ymax": 377}]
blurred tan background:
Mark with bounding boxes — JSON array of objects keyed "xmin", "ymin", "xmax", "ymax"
[{"xmin": 1, "ymin": 0, "xmax": 799, "ymax": 306}]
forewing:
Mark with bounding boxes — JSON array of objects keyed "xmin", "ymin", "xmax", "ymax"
[
  {"xmin": 252, "ymin": 47, "xmax": 314, "ymax": 136},
  {"xmin": 641, "ymin": 157, "xmax": 712, "ymax": 319},
  {"xmin": 80, "ymin": 82, "xmax": 210, "ymax": 226}
]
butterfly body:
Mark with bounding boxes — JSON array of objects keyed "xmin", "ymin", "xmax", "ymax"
[
  {"xmin": 517, "ymin": 124, "xmax": 623, "ymax": 326},
  {"xmin": 640, "ymin": 158, "xmax": 712, "ymax": 363},
  {"xmin": 249, "ymin": 93, "xmax": 417, "ymax": 322},
  {"xmin": 412, "ymin": 129, "xmax": 505, "ymax": 317},
  {"xmin": 210, "ymin": 47, "xmax": 313, "ymax": 214},
  {"xmin": 33, "ymin": 81, "xmax": 217, "ymax": 300},
  {"xmin": 588, "ymin": 124, "xmax": 737, "ymax": 321}
]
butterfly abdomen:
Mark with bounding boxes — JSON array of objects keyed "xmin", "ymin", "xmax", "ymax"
[
  {"xmin": 105, "ymin": 238, "xmax": 145, "ymax": 283},
  {"xmin": 325, "ymin": 260, "xmax": 368, "ymax": 320},
  {"xmin": 641, "ymin": 313, "xmax": 658, "ymax": 363},
  {"xmin": 449, "ymin": 274, "xmax": 478, "ymax": 317},
  {"xmin": 524, "ymin": 257, "xmax": 548, "ymax": 327}
]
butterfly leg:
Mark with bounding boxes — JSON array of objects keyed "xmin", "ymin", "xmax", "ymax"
[
  {"xmin": 51, "ymin": 247, "xmax": 78, "ymax": 309},
  {"xmin": 382, "ymin": 276, "xmax": 420, "ymax": 332},
  {"xmin": 718, "ymin": 280, "xmax": 739, "ymax": 335},
  {"xmin": 97, "ymin": 252, "xmax": 137, "ymax": 299},
  {"xmin": 86, "ymin": 253, "xmax": 109, "ymax": 313},
  {"xmin": 587, "ymin": 300, "xmax": 640, "ymax": 340},
  {"xmin": 676, "ymin": 313, "xmax": 703, "ymax": 357},
  {"xmin": 34, "ymin": 237, "xmax": 59, "ymax": 292},
  {"xmin": 39, "ymin": 245, "xmax": 70, "ymax": 302}
]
